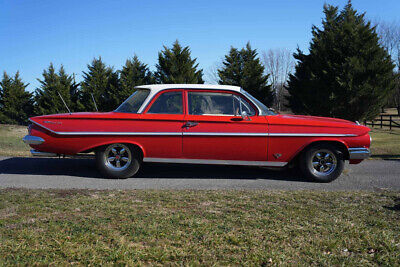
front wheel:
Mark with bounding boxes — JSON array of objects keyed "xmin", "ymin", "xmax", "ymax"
[
  {"xmin": 299, "ymin": 144, "xmax": 344, "ymax": 183},
  {"xmin": 96, "ymin": 143, "xmax": 141, "ymax": 178}
]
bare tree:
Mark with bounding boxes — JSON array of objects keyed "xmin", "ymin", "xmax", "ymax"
[
  {"xmin": 375, "ymin": 20, "xmax": 400, "ymax": 115},
  {"xmin": 262, "ymin": 48, "xmax": 294, "ymax": 111},
  {"xmin": 205, "ymin": 61, "xmax": 223, "ymax": 84}
]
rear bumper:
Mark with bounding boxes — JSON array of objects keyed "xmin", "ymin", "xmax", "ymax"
[
  {"xmin": 23, "ymin": 135, "xmax": 45, "ymax": 145},
  {"xmin": 30, "ymin": 149, "xmax": 57, "ymax": 157},
  {"xmin": 348, "ymin": 147, "xmax": 370, "ymax": 159}
]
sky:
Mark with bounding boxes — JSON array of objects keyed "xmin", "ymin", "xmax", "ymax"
[{"xmin": 1, "ymin": 0, "xmax": 399, "ymax": 92}]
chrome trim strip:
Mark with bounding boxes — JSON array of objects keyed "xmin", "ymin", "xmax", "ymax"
[
  {"xmin": 29, "ymin": 119, "xmax": 58, "ymax": 134},
  {"xmin": 269, "ymin": 133, "xmax": 357, "ymax": 137},
  {"xmin": 30, "ymin": 119, "xmax": 357, "ymax": 137},
  {"xmin": 183, "ymin": 132, "xmax": 268, "ymax": 137},
  {"xmin": 348, "ymin": 147, "xmax": 370, "ymax": 159},
  {"xmin": 57, "ymin": 132, "xmax": 182, "ymax": 136},
  {"xmin": 30, "ymin": 149, "xmax": 57, "ymax": 157},
  {"xmin": 29, "ymin": 119, "xmax": 182, "ymax": 136},
  {"xmin": 23, "ymin": 135, "xmax": 45, "ymax": 145},
  {"xmin": 143, "ymin": 157, "xmax": 287, "ymax": 167}
]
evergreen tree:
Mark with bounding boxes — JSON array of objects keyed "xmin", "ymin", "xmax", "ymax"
[
  {"xmin": 80, "ymin": 57, "xmax": 120, "ymax": 111},
  {"xmin": 67, "ymin": 73, "xmax": 85, "ymax": 112},
  {"xmin": 155, "ymin": 40, "xmax": 204, "ymax": 84},
  {"xmin": 286, "ymin": 2, "xmax": 395, "ymax": 121},
  {"xmin": 35, "ymin": 64, "xmax": 75, "ymax": 115},
  {"xmin": 218, "ymin": 43, "xmax": 273, "ymax": 106},
  {"xmin": 0, "ymin": 71, "xmax": 33, "ymax": 125},
  {"xmin": 120, "ymin": 55, "xmax": 154, "ymax": 100},
  {"xmin": 58, "ymin": 67, "xmax": 84, "ymax": 112}
]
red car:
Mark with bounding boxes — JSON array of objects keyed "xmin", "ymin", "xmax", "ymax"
[{"xmin": 23, "ymin": 84, "xmax": 371, "ymax": 182}]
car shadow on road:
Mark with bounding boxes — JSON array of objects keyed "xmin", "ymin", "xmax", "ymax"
[{"xmin": 0, "ymin": 157, "xmax": 308, "ymax": 182}]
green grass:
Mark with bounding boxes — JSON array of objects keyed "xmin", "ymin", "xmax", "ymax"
[
  {"xmin": 0, "ymin": 124, "xmax": 30, "ymax": 157},
  {"xmin": 0, "ymin": 189, "xmax": 399, "ymax": 265},
  {"xmin": 369, "ymin": 128, "xmax": 400, "ymax": 159}
]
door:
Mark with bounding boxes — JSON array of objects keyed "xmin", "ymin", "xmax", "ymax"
[
  {"xmin": 183, "ymin": 90, "xmax": 268, "ymax": 162},
  {"xmin": 139, "ymin": 89, "xmax": 185, "ymax": 159}
]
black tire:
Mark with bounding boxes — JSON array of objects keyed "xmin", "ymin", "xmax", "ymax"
[
  {"xmin": 299, "ymin": 144, "xmax": 344, "ymax": 183},
  {"xmin": 96, "ymin": 143, "xmax": 141, "ymax": 179}
]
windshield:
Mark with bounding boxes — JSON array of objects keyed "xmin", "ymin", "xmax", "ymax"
[
  {"xmin": 115, "ymin": 89, "xmax": 150, "ymax": 113},
  {"xmin": 241, "ymin": 89, "xmax": 276, "ymax": 116}
]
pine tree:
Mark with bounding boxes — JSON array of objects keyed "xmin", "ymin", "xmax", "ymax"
[
  {"xmin": 0, "ymin": 71, "xmax": 33, "ymax": 125},
  {"xmin": 218, "ymin": 43, "xmax": 273, "ymax": 106},
  {"xmin": 35, "ymin": 64, "xmax": 75, "ymax": 115},
  {"xmin": 58, "ymin": 67, "xmax": 84, "ymax": 112},
  {"xmin": 120, "ymin": 55, "xmax": 154, "ymax": 100},
  {"xmin": 0, "ymin": 72, "xmax": 12, "ymax": 115},
  {"xmin": 286, "ymin": 2, "xmax": 395, "ymax": 121},
  {"xmin": 155, "ymin": 40, "xmax": 204, "ymax": 84},
  {"xmin": 68, "ymin": 73, "xmax": 85, "ymax": 112},
  {"xmin": 80, "ymin": 57, "xmax": 120, "ymax": 112}
]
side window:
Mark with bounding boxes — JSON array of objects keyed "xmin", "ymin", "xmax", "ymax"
[
  {"xmin": 233, "ymin": 95, "xmax": 256, "ymax": 116},
  {"xmin": 188, "ymin": 92, "xmax": 256, "ymax": 116},
  {"xmin": 147, "ymin": 91, "xmax": 183, "ymax": 114}
]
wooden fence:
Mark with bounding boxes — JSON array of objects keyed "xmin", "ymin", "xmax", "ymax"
[{"xmin": 364, "ymin": 114, "xmax": 400, "ymax": 130}]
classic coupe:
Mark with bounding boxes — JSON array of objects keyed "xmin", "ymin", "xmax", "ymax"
[{"xmin": 23, "ymin": 84, "xmax": 371, "ymax": 182}]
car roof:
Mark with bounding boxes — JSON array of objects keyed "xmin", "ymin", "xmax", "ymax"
[{"xmin": 135, "ymin": 84, "xmax": 242, "ymax": 93}]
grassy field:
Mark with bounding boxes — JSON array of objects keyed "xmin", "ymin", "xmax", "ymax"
[
  {"xmin": 0, "ymin": 189, "xmax": 399, "ymax": 265},
  {"xmin": 1, "ymin": 124, "xmax": 399, "ymax": 159},
  {"xmin": 369, "ymin": 128, "xmax": 400, "ymax": 159},
  {"xmin": 0, "ymin": 124, "xmax": 30, "ymax": 157}
]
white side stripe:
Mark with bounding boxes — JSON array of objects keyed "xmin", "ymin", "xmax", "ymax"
[
  {"xmin": 183, "ymin": 132, "xmax": 268, "ymax": 137},
  {"xmin": 30, "ymin": 119, "xmax": 356, "ymax": 137},
  {"xmin": 268, "ymin": 133, "xmax": 357, "ymax": 137}
]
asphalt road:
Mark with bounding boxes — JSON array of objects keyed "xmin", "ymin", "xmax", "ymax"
[{"xmin": 0, "ymin": 156, "xmax": 399, "ymax": 190}]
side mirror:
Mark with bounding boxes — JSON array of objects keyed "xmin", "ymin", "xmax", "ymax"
[{"xmin": 241, "ymin": 111, "xmax": 251, "ymax": 121}]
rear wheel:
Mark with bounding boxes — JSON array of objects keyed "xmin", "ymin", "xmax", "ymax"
[
  {"xmin": 96, "ymin": 143, "xmax": 141, "ymax": 178},
  {"xmin": 299, "ymin": 144, "xmax": 344, "ymax": 183}
]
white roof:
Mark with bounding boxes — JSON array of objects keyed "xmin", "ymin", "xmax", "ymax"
[
  {"xmin": 135, "ymin": 84, "xmax": 241, "ymax": 92},
  {"xmin": 134, "ymin": 84, "xmax": 252, "ymax": 114}
]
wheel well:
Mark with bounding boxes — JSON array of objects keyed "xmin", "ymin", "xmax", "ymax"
[
  {"xmin": 92, "ymin": 143, "xmax": 144, "ymax": 161},
  {"xmin": 298, "ymin": 141, "xmax": 350, "ymax": 160}
]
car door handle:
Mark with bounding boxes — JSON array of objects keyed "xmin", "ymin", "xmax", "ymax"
[{"xmin": 183, "ymin": 121, "xmax": 198, "ymax": 128}]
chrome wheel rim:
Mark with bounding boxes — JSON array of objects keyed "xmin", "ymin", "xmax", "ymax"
[
  {"xmin": 310, "ymin": 149, "xmax": 337, "ymax": 176},
  {"xmin": 104, "ymin": 144, "xmax": 132, "ymax": 171}
]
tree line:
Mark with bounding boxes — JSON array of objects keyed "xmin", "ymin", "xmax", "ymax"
[{"xmin": 0, "ymin": 2, "xmax": 399, "ymax": 125}]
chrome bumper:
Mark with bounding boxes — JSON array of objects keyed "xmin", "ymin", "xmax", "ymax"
[
  {"xmin": 30, "ymin": 149, "xmax": 57, "ymax": 157},
  {"xmin": 348, "ymin": 147, "xmax": 370, "ymax": 159},
  {"xmin": 23, "ymin": 135, "xmax": 45, "ymax": 145}
]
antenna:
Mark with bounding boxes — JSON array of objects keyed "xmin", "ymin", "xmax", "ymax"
[
  {"xmin": 91, "ymin": 93, "xmax": 98, "ymax": 112},
  {"xmin": 57, "ymin": 91, "xmax": 72, "ymax": 115}
]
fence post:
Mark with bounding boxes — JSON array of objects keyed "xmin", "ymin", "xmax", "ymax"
[
  {"xmin": 381, "ymin": 115, "xmax": 383, "ymax": 128},
  {"xmin": 390, "ymin": 115, "xmax": 392, "ymax": 130},
  {"xmin": 372, "ymin": 120, "xmax": 374, "ymax": 128}
]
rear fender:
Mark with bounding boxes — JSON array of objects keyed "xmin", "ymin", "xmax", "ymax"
[{"xmin": 78, "ymin": 140, "xmax": 146, "ymax": 158}]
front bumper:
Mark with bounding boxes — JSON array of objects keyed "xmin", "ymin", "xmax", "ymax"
[
  {"xmin": 348, "ymin": 147, "xmax": 370, "ymax": 159},
  {"xmin": 23, "ymin": 135, "xmax": 45, "ymax": 145}
]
